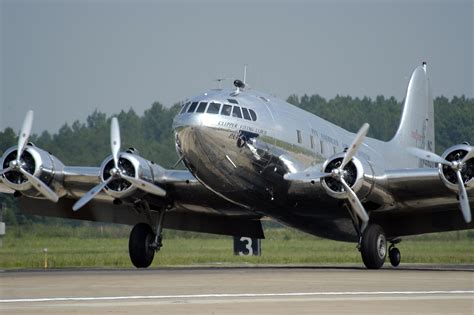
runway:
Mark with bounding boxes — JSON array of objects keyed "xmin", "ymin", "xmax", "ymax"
[{"xmin": 1, "ymin": 266, "xmax": 473, "ymax": 314}]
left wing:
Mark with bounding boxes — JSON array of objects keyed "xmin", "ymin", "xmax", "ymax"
[{"xmin": 0, "ymin": 112, "xmax": 264, "ymax": 238}]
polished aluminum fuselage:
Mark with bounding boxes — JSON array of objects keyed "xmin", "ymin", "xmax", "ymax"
[{"xmin": 172, "ymin": 88, "xmax": 425, "ymax": 241}]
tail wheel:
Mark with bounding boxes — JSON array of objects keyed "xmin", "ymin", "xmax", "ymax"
[
  {"xmin": 361, "ymin": 224, "xmax": 387, "ymax": 269},
  {"xmin": 389, "ymin": 246, "xmax": 401, "ymax": 267},
  {"xmin": 129, "ymin": 223, "xmax": 155, "ymax": 268}
]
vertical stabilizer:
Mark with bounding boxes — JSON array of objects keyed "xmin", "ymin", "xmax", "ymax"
[{"xmin": 390, "ymin": 63, "xmax": 435, "ymax": 155}]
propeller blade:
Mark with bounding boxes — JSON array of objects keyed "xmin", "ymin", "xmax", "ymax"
[
  {"xmin": 455, "ymin": 170, "xmax": 471, "ymax": 223},
  {"xmin": 18, "ymin": 167, "xmax": 59, "ymax": 203},
  {"xmin": 121, "ymin": 173, "xmax": 167, "ymax": 197},
  {"xmin": 340, "ymin": 177, "xmax": 369, "ymax": 222},
  {"xmin": 72, "ymin": 177, "xmax": 113, "ymax": 211},
  {"xmin": 111, "ymin": 117, "xmax": 121, "ymax": 169},
  {"xmin": 283, "ymin": 171, "xmax": 331, "ymax": 182},
  {"xmin": 0, "ymin": 167, "xmax": 12, "ymax": 176},
  {"xmin": 17, "ymin": 110, "xmax": 34, "ymax": 163},
  {"xmin": 461, "ymin": 149, "xmax": 474, "ymax": 164},
  {"xmin": 407, "ymin": 147, "xmax": 451, "ymax": 166},
  {"xmin": 340, "ymin": 123, "xmax": 369, "ymax": 169}
]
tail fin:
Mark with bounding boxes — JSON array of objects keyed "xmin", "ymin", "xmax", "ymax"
[{"xmin": 390, "ymin": 63, "xmax": 435, "ymax": 154}]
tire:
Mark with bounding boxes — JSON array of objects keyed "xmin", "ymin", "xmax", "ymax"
[
  {"xmin": 129, "ymin": 223, "xmax": 155, "ymax": 268},
  {"xmin": 361, "ymin": 224, "xmax": 387, "ymax": 269},
  {"xmin": 389, "ymin": 246, "xmax": 401, "ymax": 267}
]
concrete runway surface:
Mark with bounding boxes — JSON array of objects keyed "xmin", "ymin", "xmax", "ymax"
[{"xmin": 1, "ymin": 266, "xmax": 473, "ymax": 314}]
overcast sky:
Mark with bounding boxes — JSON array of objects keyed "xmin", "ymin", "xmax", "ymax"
[{"xmin": 1, "ymin": 0, "xmax": 473, "ymax": 134}]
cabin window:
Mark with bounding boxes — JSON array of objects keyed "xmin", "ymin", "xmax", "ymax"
[
  {"xmin": 196, "ymin": 102, "xmax": 208, "ymax": 113},
  {"xmin": 232, "ymin": 106, "xmax": 242, "ymax": 118},
  {"xmin": 228, "ymin": 99, "xmax": 239, "ymax": 104},
  {"xmin": 241, "ymin": 107, "xmax": 251, "ymax": 120},
  {"xmin": 320, "ymin": 140, "xmax": 325, "ymax": 154},
  {"xmin": 297, "ymin": 130, "xmax": 302, "ymax": 144},
  {"xmin": 221, "ymin": 104, "xmax": 232, "ymax": 116},
  {"xmin": 180, "ymin": 102, "xmax": 190, "ymax": 114},
  {"xmin": 187, "ymin": 102, "xmax": 198, "ymax": 113},
  {"xmin": 310, "ymin": 135, "xmax": 314, "ymax": 149},
  {"xmin": 249, "ymin": 109, "xmax": 257, "ymax": 121},
  {"xmin": 207, "ymin": 102, "xmax": 221, "ymax": 114}
]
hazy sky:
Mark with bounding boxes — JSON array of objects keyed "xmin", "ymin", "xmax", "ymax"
[{"xmin": 1, "ymin": 0, "xmax": 473, "ymax": 134}]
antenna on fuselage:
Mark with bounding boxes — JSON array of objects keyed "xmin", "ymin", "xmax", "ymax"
[
  {"xmin": 243, "ymin": 64, "xmax": 247, "ymax": 85},
  {"xmin": 231, "ymin": 65, "xmax": 248, "ymax": 96}
]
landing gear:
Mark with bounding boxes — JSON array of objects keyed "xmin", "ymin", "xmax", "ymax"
[
  {"xmin": 388, "ymin": 243, "xmax": 401, "ymax": 267},
  {"xmin": 129, "ymin": 209, "xmax": 166, "ymax": 268},
  {"xmin": 360, "ymin": 224, "xmax": 387, "ymax": 269},
  {"xmin": 129, "ymin": 223, "xmax": 156, "ymax": 268}
]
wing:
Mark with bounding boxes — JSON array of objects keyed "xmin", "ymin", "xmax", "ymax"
[
  {"xmin": 374, "ymin": 167, "xmax": 474, "ymax": 238},
  {"xmin": 285, "ymin": 159, "xmax": 474, "ymax": 240},
  {"xmin": 0, "ymin": 115, "xmax": 263, "ymax": 239},
  {"xmin": 283, "ymin": 122, "xmax": 474, "ymax": 240},
  {"xmin": 1, "ymin": 164, "xmax": 263, "ymax": 238}
]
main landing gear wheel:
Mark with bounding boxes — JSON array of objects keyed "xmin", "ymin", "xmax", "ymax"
[
  {"xmin": 360, "ymin": 224, "xmax": 387, "ymax": 269},
  {"xmin": 129, "ymin": 223, "xmax": 156, "ymax": 268},
  {"xmin": 389, "ymin": 245, "xmax": 401, "ymax": 267}
]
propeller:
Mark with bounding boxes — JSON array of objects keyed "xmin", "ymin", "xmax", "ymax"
[
  {"xmin": 0, "ymin": 167, "xmax": 12, "ymax": 176},
  {"xmin": 318, "ymin": 123, "xmax": 369, "ymax": 222},
  {"xmin": 73, "ymin": 117, "xmax": 166, "ymax": 211},
  {"xmin": 18, "ymin": 167, "xmax": 59, "ymax": 202},
  {"xmin": 16, "ymin": 110, "xmax": 34, "ymax": 165},
  {"xmin": 0, "ymin": 110, "xmax": 59, "ymax": 203},
  {"xmin": 72, "ymin": 177, "xmax": 113, "ymax": 212},
  {"xmin": 286, "ymin": 123, "xmax": 370, "ymax": 223},
  {"xmin": 407, "ymin": 146, "xmax": 472, "ymax": 223}
]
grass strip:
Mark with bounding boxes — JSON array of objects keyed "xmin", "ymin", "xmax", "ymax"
[{"xmin": 0, "ymin": 225, "xmax": 473, "ymax": 269}]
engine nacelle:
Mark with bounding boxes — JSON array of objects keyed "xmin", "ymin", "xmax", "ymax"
[
  {"xmin": 438, "ymin": 144, "xmax": 474, "ymax": 191},
  {"xmin": 99, "ymin": 150, "xmax": 164, "ymax": 200},
  {"xmin": 321, "ymin": 153, "xmax": 375, "ymax": 200},
  {"xmin": 0, "ymin": 145, "xmax": 65, "ymax": 198}
]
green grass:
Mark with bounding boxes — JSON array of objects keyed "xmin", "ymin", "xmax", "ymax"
[{"xmin": 0, "ymin": 225, "xmax": 473, "ymax": 269}]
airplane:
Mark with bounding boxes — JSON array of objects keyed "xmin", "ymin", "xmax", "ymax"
[{"xmin": 1, "ymin": 62, "xmax": 473, "ymax": 269}]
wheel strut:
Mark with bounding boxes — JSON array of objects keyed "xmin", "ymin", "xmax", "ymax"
[
  {"xmin": 150, "ymin": 210, "xmax": 165, "ymax": 251},
  {"xmin": 134, "ymin": 200, "xmax": 166, "ymax": 252}
]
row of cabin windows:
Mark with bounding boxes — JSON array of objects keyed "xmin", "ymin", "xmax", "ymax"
[
  {"xmin": 180, "ymin": 101, "xmax": 257, "ymax": 121},
  {"xmin": 296, "ymin": 130, "xmax": 338, "ymax": 155}
]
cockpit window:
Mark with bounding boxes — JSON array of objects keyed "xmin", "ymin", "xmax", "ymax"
[
  {"xmin": 180, "ymin": 102, "xmax": 190, "ymax": 114},
  {"xmin": 187, "ymin": 102, "xmax": 198, "ymax": 113},
  {"xmin": 221, "ymin": 104, "xmax": 232, "ymax": 116},
  {"xmin": 228, "ymin": 99, "xmax": 239, "ymax": 104},
  {"xmin": 206, "ymin": 102, "xmax": 221, "ymax": 114},
  {"xmin": 249, "ymin": 109, "xmax": 257, "ymax": 121},
  {"xmin": 232, "ymin": 106, "xmax": 242, "ymax": 118},
  {"xmin": 241, "ymin": 107, "xmax": 251, "ymax": 120},
  {"xmin": 196, "ymin": 102, "xmax": 208, "ymax": 113}
]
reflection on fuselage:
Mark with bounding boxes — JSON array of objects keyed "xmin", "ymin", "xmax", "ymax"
[{"xmin": 172, "ymin": 89, "xmax": 359, "ymax": 242}]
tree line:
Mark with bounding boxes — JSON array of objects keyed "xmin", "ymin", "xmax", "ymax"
[{"xmin": 0, "ymin": 95, "xmax": 473, "ymax": 225}]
